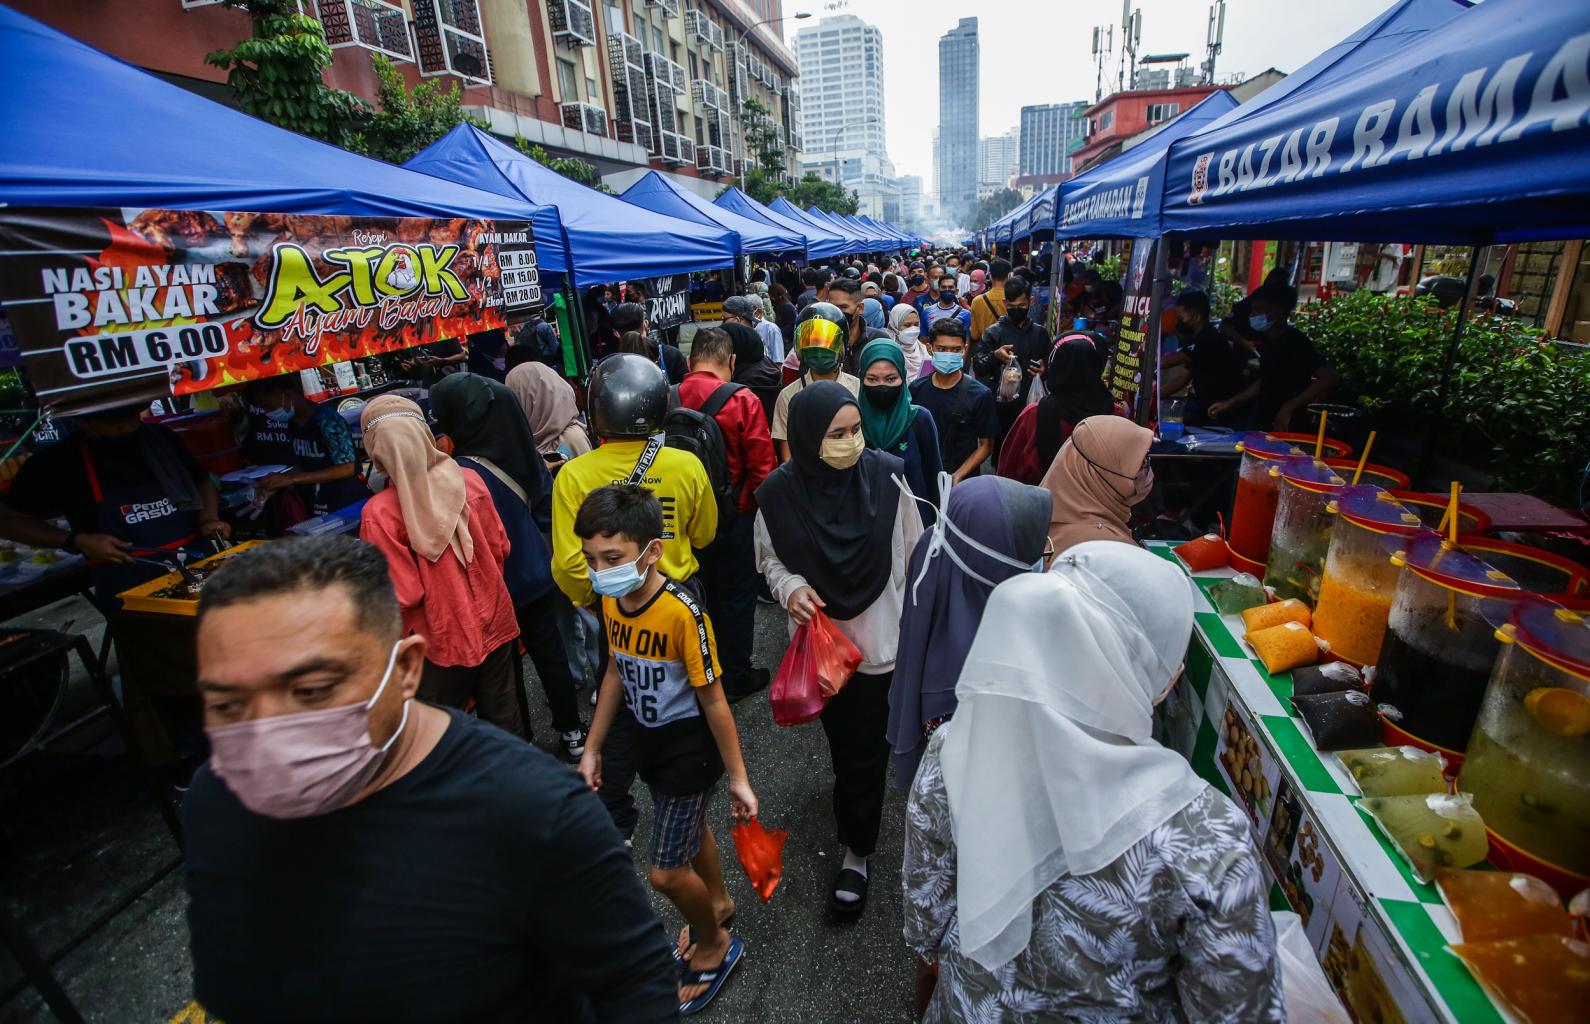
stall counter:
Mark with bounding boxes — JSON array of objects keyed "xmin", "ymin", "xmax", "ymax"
[{"xmin": 1145, "ymin": 540, "xmax": 1513, "ymax": 1024}]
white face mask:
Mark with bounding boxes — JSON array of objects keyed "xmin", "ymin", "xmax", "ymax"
[
  {"xmin": 898, "ymin": 326, "xmax": 920, "ymax": 345},
  {"xmin": 897, "ymin": 472, "xmax": 1043, "ymax": 602}
]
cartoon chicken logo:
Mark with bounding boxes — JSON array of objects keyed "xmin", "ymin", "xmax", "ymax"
[{"xmin": 385, "ymin": 251, "xmax": 419, "ymax": 294}]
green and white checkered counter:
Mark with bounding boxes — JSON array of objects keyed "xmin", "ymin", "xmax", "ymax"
[{"xmin": 1145, "ymin": 541, "xmax": 1514, "ymax": 1024}]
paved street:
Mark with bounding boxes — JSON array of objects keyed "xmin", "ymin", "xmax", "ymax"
[{"xmin": 1, "ymin": 597, "xmax": 917, "ymax": 1023}]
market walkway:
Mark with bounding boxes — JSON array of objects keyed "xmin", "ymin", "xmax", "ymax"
[{"xmin": 2, "ymin": 599, "xmax": 917, "ymax": 1024}]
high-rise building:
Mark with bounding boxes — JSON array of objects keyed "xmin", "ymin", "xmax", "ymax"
[
  {"xmin": 937, "ymin": 17, "xmax": 979, "ymax": 226},
  {"xmin": 1019, "ymin": 101, "xmax": 1090, "ymax": 178},
  {"xmin": 793, "ymin": 13, "xmax": 893, "ymax": 216},
  {"xmin": 12, "ymin": 0, "xmax": 803, "ymax": 200},
  {"xmin": 978, "ymin": 129, "xmax": 1019, "ymax": 190}
]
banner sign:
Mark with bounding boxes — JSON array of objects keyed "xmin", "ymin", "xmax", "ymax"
[
  {"xmin": 1103, "ymin": 237, "xmax": 1158, "ymax": 417},
  {"xmin": 637, "ymin": 274, "xmax": 692, "ymax": 331},
  {"xmin": 0, "ymin": 207, "xmax": 541, "ymax": 413}
]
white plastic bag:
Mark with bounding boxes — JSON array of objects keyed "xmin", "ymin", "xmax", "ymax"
[{"xmin": 1272, "ymin": 911, "xmax": 1351, "ymax": 1024}]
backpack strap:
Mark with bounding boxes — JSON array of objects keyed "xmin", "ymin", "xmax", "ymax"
[
  {"xmin": 628, "ymin": 433, "xmax": 665, "ymax": 484},
  {"xmin": 698, "ymin": 382, "xmax": 743, "ymax": 420}
]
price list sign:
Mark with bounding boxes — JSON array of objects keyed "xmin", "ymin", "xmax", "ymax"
[{"xmin": 497, "ymin": 241, "xmax": 542, "ymax": 313}]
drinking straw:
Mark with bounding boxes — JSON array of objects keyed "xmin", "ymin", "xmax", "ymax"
[
  {"xmin": 1350, "ymin": 431, "xmax": 1378, "ymax": 485},
  {"xmin": 1444, "ymin": 481, "xmax": 1462, "ymax": 629},
  {"xmin": 1313, "ymin": 409, "xmax": 1328, "ymax": 458}
]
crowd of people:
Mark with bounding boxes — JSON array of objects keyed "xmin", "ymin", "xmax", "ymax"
[{"xmin": 146, "ymin": 243, "xmax": 1332, "ymax": 1021}]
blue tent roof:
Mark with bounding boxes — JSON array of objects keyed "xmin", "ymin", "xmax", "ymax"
[
  {"xmin": 863, "ymin": 215, "xmax": 909, "ymax": 248},
  {"xmin": 837, "ymin": 212, "xmax": 891, "ymax": 250},
  {"xmin": 1160, "ymin": 0, "xmax": 1585, "ymax": 243},
  {"xmin": 1012, "ymin": 187, "xmax": 1058, "ymax": 242},
  {"xmin": 407, "ymin": 125, "xmax": 736, "ymax": 287},
  {"xmin": 618, "ymin": 171, "xmax": 804, "ymax": 256},
  {"xmin": 1056, "ymin": 90, "xmax": 1240, "ymax": 240},
  {"xmin": 0, "ymin": 4, "xmax": 562, "ymax": 258},
  {"xmin": 715, "ymin": 187, "xmax": 847, "ymax": 261},
  {"xmin": 770, "ymin": 198, "xmax": 866, "ymax": 255},
  {"xmin": 802, "ymin": 206, "xmax": 872, "ymax": 250},
  {"xmin": 991, "ymin": 193, "xmax": 1038, "ymax": 246}
]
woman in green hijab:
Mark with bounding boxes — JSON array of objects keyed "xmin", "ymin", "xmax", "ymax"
[{"xmin": 858, "ymin": 338, "xmax": 944, "ymax": 525}]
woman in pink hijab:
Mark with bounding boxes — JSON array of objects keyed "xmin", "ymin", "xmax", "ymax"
[
  {"xmin": 358, "ymin": 394, "xmax": 524, "ymax": 736},
  {"xmin": 968, "ymin": 268, "xmax": 987, "ymax": 297}
]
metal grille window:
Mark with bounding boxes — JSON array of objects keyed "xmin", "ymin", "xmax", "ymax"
[
  {"xmin": 547, "ymin": 0, "xmax": 597, "ymax": 48},
  {"xmin": 414, "ymin": 0, "xmax": 492, "ymax": 84},
  {"xmin": 320, "ymin": 0, "xmax": 413, "ymax": 61}
]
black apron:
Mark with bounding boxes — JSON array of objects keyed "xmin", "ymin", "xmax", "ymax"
[{"xmin": 80, "ymin": 440, "xmax": 199, "ymax": 610}]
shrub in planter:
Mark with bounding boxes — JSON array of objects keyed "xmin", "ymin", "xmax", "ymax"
[{"xmin": 1294, "ymin": 291, "xmax": 1589, "ymax": 500}]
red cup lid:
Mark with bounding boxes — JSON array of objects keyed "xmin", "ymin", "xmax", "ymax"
[
  {"xmin": 1268, "ymin": 431, "xmax": 1354, "ymax": 459},
  {"xmin": 1389, "ymin": 490, "xmax": 1493, "ymax": 535}
]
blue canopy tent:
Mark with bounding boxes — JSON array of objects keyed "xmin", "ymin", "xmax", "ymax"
[
  {"xmin": 838, "ymin": 212, "xmax": 893, "ymax": 251},
  {"xmin": 618, "ymin": 171, "xmax": 804, "ymax": 256},
  {"xmin": 715, "ymin": 187, "xmax": 846, "ymax": 261},
  {"xmin": 1012, "ymin": 186, "xmax": 1058, "ymax": 245},
  {"xmin": 869, "ymin": 216, "xmax": 913, "ymax": 251},
  {"xmin": 1161, "ymin": 0, "xmax": 1584, "ymax": 243},
  {"xmin": 1056, "ymin": 90, "xmax": 1241, "ymax": 241},
  {"xmin": 768, "ymin": 197, "xmax": 865, "ymax": 256},
  {"xmin": 856, "ymin": 214, "xmax": 901, "ymax": 249},
  {"xmin": 806, "ymin": 207, "xmax": 877, "ymax": 251},
  {"xmin": 0, "ymin": 5, "xmax": 562, "ymax": 261},
  {"xmin": 407, "ymin": 125, "xmax": 736, "ymax": 287},
  {"xmin": 770, "ymin": 198, "xmax": 865, "ymax": 255},
  {"xmin": 991, "ymin": 193, "xmax": 1038, "ymax": 250}
]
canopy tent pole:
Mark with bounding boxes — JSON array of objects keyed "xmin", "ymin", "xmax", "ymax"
[
  {"xmin": 1144, "ymin": 236, "xmax": 1172, "ymax": 427},
  {"xmin": 1416, "ymin": 243, "xmax": 1484, "ymax": 484}
]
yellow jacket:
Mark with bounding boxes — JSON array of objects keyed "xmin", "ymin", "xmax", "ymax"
[
  {"xmin": 970, "ymin": 284, "xmax": 1006, "ymax": 343},
  {"xmin": 551, "ymin": 438, "xmax": 719, "ymax": 606}
]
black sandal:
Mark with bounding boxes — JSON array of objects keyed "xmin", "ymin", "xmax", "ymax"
[{"xmin": 829, "ymin": 867, "xmax": 869, "ymax": 919}]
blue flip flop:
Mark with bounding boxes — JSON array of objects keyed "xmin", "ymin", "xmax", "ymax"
[{"xmin": 679, "ymin": 934, "xmax": 744, "ymax": 1016}]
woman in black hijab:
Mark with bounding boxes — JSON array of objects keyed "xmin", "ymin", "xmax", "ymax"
[
  {"xmin": 996, "ymin": 334, "xmax": 1122, "ymax": 485},
  {"xmin": 722, "ymin": 321, "xmax": 782, "ymax": 423},
  {"xmin": 429, "ymin": 373, "xmax": 587, "ymax": 760},
  {"xmin": 754, "ymin": 380, "xmax": 926, "ymax": 920}
]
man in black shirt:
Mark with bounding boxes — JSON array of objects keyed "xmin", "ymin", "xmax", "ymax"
[
  {"xmin": 1208, "ymin": 284, "xmax": 1338, "ymax": 432},
  {"xmin": 184, "ymin": 536, "xmax": 677, "ymax": 1024},
  {"xmin": 1163, "ymin": 289, "xmax": 1248, "ymax": 427},
  {"xmin": 910, "ymin": 319, "xmax": 1000, "ymax": 482}
]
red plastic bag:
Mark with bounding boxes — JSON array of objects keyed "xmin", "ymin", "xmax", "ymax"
[
  {"xmin": 1173, "ymin": 533, "xmax": 1231, "ymax": 571},
  {"xmin": 770, "ymin": 610, "xmax": 862, "ymax": 726},
  {"xmin": 732, "ymin": 818, "xmax": 789, "ymax": 903}
]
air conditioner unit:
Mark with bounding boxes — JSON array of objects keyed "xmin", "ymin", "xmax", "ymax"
[
  {"xmin": 645, "ymin": 52, "xmax": 685, "ymax": 96},
  {"xmin": 643, "ymin": 0, "xmax": 679, "ymax": 16},
  {"xmin": 561, "ymin": 102, "xmax": 609, "ymax": 137},
  {"xmin": 606, "ymin": 30, "xmax": 643, "ymax": 72},
  {"xmin": 617, "ymin": 119, "xmax": 653, "ymax": 151},
  {"xmin": 413, "ymin": 0, "xmax": 493, "ymax": 84},
  {"xmin": 684, "ymin": 10, "xmax": 710, "ymax": 46},
  {"xmin": 676, "ymin": 135, "xmax": 695, "ymax": 164},
  {"xmin": 659, "ymin": 132, "xmax": 682, "ymax": 164},
  {"xmin": 697, "ymin": 145, "xmax": 725, "ymax": 175},
  {"xmin": 548, "ymin": 0, "xmax": 596, "ymax": 48}
]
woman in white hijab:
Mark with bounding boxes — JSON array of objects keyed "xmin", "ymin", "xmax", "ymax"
[
  {"xmin": 887, "ymin": 302, "xmax": 925, "ymax": 380},
  {"xmin": 902, "ymin": 542, "xmax": 1283, "ymax": 1022}
]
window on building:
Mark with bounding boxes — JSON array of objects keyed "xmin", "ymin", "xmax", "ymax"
[
  {"xmin": 1146, "ymin": 103, "xmax": 1181, "ymax": 124},
  {"xmin": 587, "ymin": 76, "xmax": 599, "ymax": 100},
  {"xmin": 689, "ymin": 52, "xmax": 699, "ymax": 78},
  {"xmin": 1100, "ymin": 110, "xmax": 1114, "ymax": 132},
  {"xmin": 633, "ymin": 13, "xmax": 648, "ymax": 50},
  {"xmin": 558, "ymin": 58, "xmax": 579, "ymax": 101}
]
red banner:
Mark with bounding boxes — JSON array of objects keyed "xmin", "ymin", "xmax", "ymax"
[{"xmin": 0, "ymin": 207, "xmax": 541, "ymax": 413}]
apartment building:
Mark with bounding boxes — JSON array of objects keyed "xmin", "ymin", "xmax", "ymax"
[{"xmin": 16, "ymin": 0, "xmax": 802, "ymax": 198}]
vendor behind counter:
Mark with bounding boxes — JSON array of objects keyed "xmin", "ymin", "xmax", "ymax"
[
  {"xmin": 0, "ymin": 404, "xmax": 229, "ymax": 610},
  {"xmin": 242, "ymin": 376, "xmax": 369, "ymax": 528}
]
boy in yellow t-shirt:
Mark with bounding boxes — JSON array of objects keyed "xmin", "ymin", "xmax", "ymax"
[{"xmin": 575, "ymin": 484, "xmax": 756, "ymax": 1016}]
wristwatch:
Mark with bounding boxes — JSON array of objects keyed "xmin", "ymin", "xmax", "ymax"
[{"xmin": 61, "ymin": 530, "xmax": 79, "ymax": 554}]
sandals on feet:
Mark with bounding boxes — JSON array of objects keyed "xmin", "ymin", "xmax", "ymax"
[
  {"xmin": 829, "ymin": 867, "xmax": 869, "ymax": 919},
  {"xmin": 679, "ymin": 934, "xmax": 744, "ymax": 1016},
  {"xmin": 672, "ymin": 909, "xmax": 736, "ymax": 963}
]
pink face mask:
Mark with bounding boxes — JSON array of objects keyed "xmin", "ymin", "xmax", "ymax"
[{"xmin": 206, "ymin": 642, "xmax": 409, "ymax": 819}]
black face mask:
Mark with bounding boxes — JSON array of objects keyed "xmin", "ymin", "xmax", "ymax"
[
  {"xmin": 1006, "ymin": 306, "xmax": 1029, "ymax": 324},
  {"xmin": 1175, "ymin": 320, "xmax": 1198, "ymax": 338},
  {"xmin": 863, "ymin": 383, "xmax": 903, "ymax": 408}
]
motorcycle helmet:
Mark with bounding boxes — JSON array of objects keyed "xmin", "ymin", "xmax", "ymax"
[
  {"xmin": 587, "ymin": 352, "xmax": 668, "ymax": 439},
  {"xmin": 793, "ymin": 301, "xmax": 848, "ymax": 357}
]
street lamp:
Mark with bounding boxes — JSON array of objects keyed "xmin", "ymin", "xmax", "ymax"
[
  {"xmin": 731, "ymin": 11, "xmax": 811, "ymax": 52},
  {"xmin": 830, "ymin": 116, "xmax": 878, "ymax": 187}
]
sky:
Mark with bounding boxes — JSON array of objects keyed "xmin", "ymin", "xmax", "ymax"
[{"xmin": 784, "ymin": 0, "xmax": 1402, "ymax": 193}]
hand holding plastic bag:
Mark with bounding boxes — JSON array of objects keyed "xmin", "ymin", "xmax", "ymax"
[
  {"xmin": 1273, "ymin": 911, "xmax": 1351, "ymax": 1024},
  {"xmin": 731, "ymin": 818, "xmax": 789, "ymax": 903},
  {"xmin": 770, "ymin": 609, "xmax": 862, "ymax": 726}
]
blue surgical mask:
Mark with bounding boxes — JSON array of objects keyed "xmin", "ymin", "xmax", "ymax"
[
  {"xmin": 1249, "ymin": 313, "xmax": 1272, "ymax": 333},
  {"xmin": 1031, "ymin": 555, "xmax": 1047, "ymax": 573},
  {"xmin": 931, "ymin": 351, "xmax": 964, "ymax": 374},
  {"xmin": 590, "ymin": 548, "xmax": 653, "ymax": 598}
]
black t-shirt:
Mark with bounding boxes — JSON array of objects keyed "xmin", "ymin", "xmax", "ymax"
[
  {"xmin": 910, "ymin": 374, "xmax": 999, "ymax": 471},
  {"xmin": 3, "ymin": 424, "xmax": 204, "ymax": 534},
  {"xmin": 1257, "ymin": 326, "xmax": 1325, "ymax": 429},
  {"xmin": 1181, "ymin": 324, "xmax": 1247, "ymax": 421},
  {"xmin": 183, "ymin": 710, "xmax": 678, "ymax": 1024}
]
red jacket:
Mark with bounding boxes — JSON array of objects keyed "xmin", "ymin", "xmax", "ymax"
[
  {"xmin": 677, "ymin": 370, "xmax": 776, "ymax": 514},
  {"xmin": 360, "ymin": 471, "xmax": 519, "ymax": 668}
]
